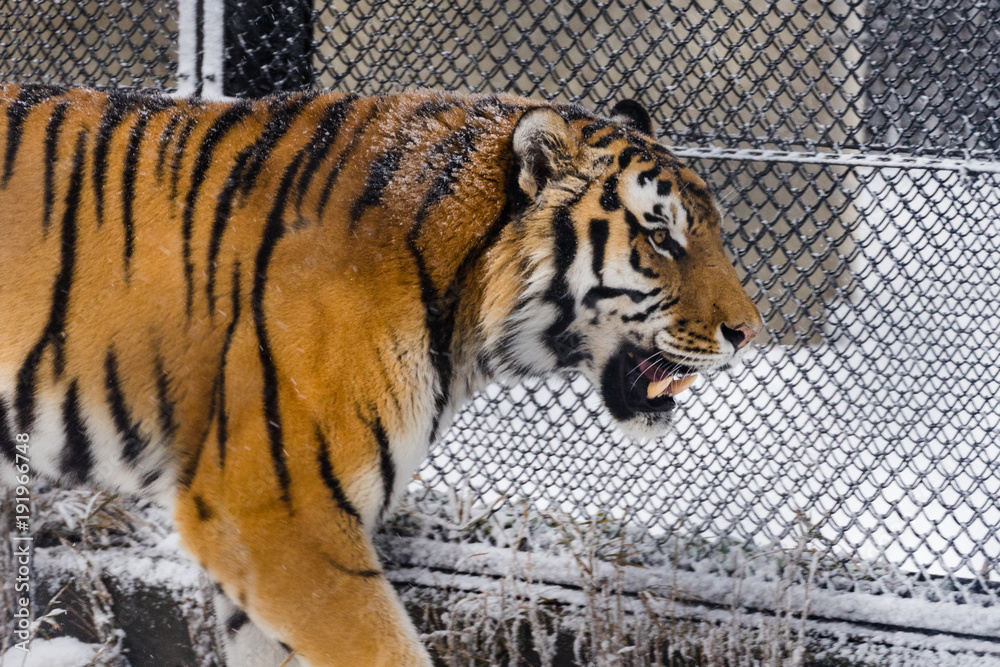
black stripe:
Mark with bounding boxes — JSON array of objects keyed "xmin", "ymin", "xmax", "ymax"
[
  {"xmin": 589, "ymin": 218, "xmax": 608, "ymax": 283},
  {"xmin": 237, "ymin": 93, "xmax": 314, "ymax": 196},
  {"xmin": 14, "ymin": 344, "xmax": 45, "ymax": 434},
  {"xmin": 580, "ymin": 120, "xmax": 609, "ymax": 139},
  {"xmin": 60, "ymin": 380, "xmax": 94, "ymax": 484},
  {"xmin": 629, "ymin": 248, "xmax": 659, "ymax": 279},
  {"xmin": 370, "ymin": 414, "xmax": 395, "ymax": 517},
  {"xmin": 104, "ymin": 348, "xmax": 149, "ymax": 466},
  {"xmin": 348, "ymin": 147, "xmax": 403, "ymax": 230},
  {"xmin": 4, "ymin": 84, "xmax": 65, "ymax": 187},
  {"xmin": 155, "ymin": 112, "xmax": 182, "ymax": 182},
  {"xmin": 194, "ymin": 495, "xmax": 214, "ymax": 521},
  {"xmin": 293, "ymin": 95, "xmax": 358, "ymax": 213},
  {"xmin": 543, "ymin": 204, "xmax": 584, "ymax": 367},
  {"xmin": 618, "ymin": 146, "xmax": 644, "ymax": 170},
  {"xmin": 582, "ymin": 286, "xmax": 660, "ymax": 310},
  {"xmin": 425, "ymin": 145, "xmax": 526, "ymax": 441},
  {"xmin": 315, "ymin": 425, "xmax": 362, "ymax": 522},
  {"xmin": 42, "ymin": 102, "xmax": 70, "ymax": 231},
  {"xmin": 636, "ymin": 167, "xmax": 658, "ymax": 186},
  {"xmin": 206, "ymin": 150, "xmax": 251, "ymax": 316},
  {"xmin": 659, "ymin": 295, "xmax": 681, "ymax": 311},
  {"xmin": 154, "ymin": 355, "xmax": 178, "ymax": 441},
  {"xmin": 405, "ymin": 117, "xmax": 490, "ymax": 441},
  {"xmin": 326, "ymin": 557, "xmax": 382, "ymax": 579},
  {"xmin": 93, "ymin": 91, "xmax": 144, "ymax": 227},
  {"xmin": 316, "ymin": 100, "xmax": 381, "ymax": 220},
  {"xmin": 253, "ymin": 151, "xmax": 305, "ymax": 508},
  {"xmin": 216, "ymin": 262, "xmax": 241, "ymax": 468},
  {"xmin": 14, "ymin": 130, "xmax": 87, "ymax": 432},
  {"xmin": 550, "ymin": 206, "xmax": 578, "ymax": 277},
  {"xmin": 178, "ymin": 381, "xmax": 216, "ymax": 488},
  {"xmin": 413, "ymin": 98, "xmax": 456, "ymax": 118},
  {"xmin": 183, "ymin": 101, "xmax": 253, "ymax": 317},
  {"xmin": 600, "ymin": 173, "xmax": 621, "ymax": 211},
  {"xmin": 413, "ymin": 125, "xmax": 477, "ymax": 222},
  {"xmin": 624, "ymin": 209, "xmax": 643, "ymax": 240},
  {"xmin": 49, "ymin": 131, "xmax": 86, "ymax": 375},
  {"xmin": 621, "ymin": 300, "xmax": 661, "ymax": 323},
  {"xmin": 0, "ymin": 397, "xmax": 15, "ymax": 463},
  {"xmin": 121, "ymin": 111, "xmax": 151, "ymax": 277},
  {"xmin": 170, "ymin": 117, "xmax": 198, "ymax": 201},
  {"xmin": 205, "ymin": 95, "xmax": 313, "ymax": 314},
  {"xmin": 141, "ymin": 469, "xmax": 161, "ymax": 488},
  {"xmin": 226, "ymin": 609, "xmax": 250, "ymax": 635},
  {"xmin": 593, "ymin": 130, "xmax": 625, "ymax": 149}
]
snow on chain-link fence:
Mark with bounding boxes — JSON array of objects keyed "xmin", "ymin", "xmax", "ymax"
[{"xmin": 2, "ymin": 0, "xmax": 1000, "ymax": 618}]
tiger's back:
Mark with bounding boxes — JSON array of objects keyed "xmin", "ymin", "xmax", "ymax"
[{"xmin": 0, "ymin": 85, "xmax": 521, "ymax": 509}]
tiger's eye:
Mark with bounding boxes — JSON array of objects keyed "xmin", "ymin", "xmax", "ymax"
[{"xmin": 652, "ymin": 230, "xmax": 668, "ymax": 246}]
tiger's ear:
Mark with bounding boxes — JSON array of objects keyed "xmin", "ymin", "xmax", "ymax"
[
  {"xmin": 609, "ymin": 99, "xmax": 654, "ymax": 136},
  {"xmin": 512, "ymin": 108, "xmax": 578, "ymax": 200}
]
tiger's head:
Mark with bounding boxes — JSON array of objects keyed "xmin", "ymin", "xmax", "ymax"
[{"xmin": 484, "ymin": 100, "xmax": 762, "ymax": 440}]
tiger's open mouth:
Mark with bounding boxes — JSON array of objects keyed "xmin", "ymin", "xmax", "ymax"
[{"xmin": 600, "ymin": 346, "xmax": 700, "ymax": 422}]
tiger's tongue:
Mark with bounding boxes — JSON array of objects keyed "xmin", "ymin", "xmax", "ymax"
[
  {"xmin": 637, "ymin": 359, "xmax": 697, "ymax": 399},
  {"xmin": 637, "ymin": 359, "xmax": 671, "ymax": 382}
]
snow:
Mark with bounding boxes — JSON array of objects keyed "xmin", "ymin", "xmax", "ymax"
[
  {"xmin": 386, "ymin": 533, "xmax": 1000, "ymax": 640},
  {"xmin": 0, "ymin": 637, "xmax": 100, "ymax": 667},
  {"xmin": 33, "ymin": 547, "xmax": 204, "ymax": 595}
]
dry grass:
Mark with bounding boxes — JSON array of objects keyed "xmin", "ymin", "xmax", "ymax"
[{"xmin": 393, "ymin": 490, "xmax": 825, "ymax": 667}]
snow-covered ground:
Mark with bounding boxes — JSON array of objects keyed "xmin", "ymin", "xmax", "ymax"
[{"xmin": 0, "ymin": 637, "xmax": 101, "ymax": 667}]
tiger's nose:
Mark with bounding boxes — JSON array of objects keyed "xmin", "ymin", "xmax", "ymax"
[{"xmin": 720, "ymin": 322, "xmax": 759, "ymax": 350}]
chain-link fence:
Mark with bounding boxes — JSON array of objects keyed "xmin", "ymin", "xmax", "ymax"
[{"xmin": 2, "ymin": 0, "xmax": 999, "ymax": 621}]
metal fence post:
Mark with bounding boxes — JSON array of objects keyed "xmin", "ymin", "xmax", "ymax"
[
  {"xmin": 177, "ymin": 0, "xmax": 314, "ymax": 98},
  {"xmin": 177, "ymin": 0, "xmax": 225, "ymax": 98},
  {"xmin": 222, "ymin": 0, "xmax": 316, "ymax": 97}
]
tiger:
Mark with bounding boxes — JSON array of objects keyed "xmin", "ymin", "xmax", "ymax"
[{"xmin": 0, "ymin": 83, "xmax": 761, "ymax": 666}]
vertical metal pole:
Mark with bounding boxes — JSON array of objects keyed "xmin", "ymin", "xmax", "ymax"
[
  {"xmin": 223, "ymin": 0, "xmax": 316, "ymax": 97},
  {"xmin": 177, "ymin": 0, "xmax": 225, "ymax": 98}
]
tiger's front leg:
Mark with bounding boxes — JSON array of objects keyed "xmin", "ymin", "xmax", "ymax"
[{"xmin": 173, "ymin": 417, "xmax": 431, "ymax": 666}]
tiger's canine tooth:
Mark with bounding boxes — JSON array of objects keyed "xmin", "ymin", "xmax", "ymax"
[
  {"xmin": 646, "ymin": 376, "xmax": 673, "ymax": 399},
  {"xmin": 668, "ymin": 375, "xmax": 698, "ymax": 396}
]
